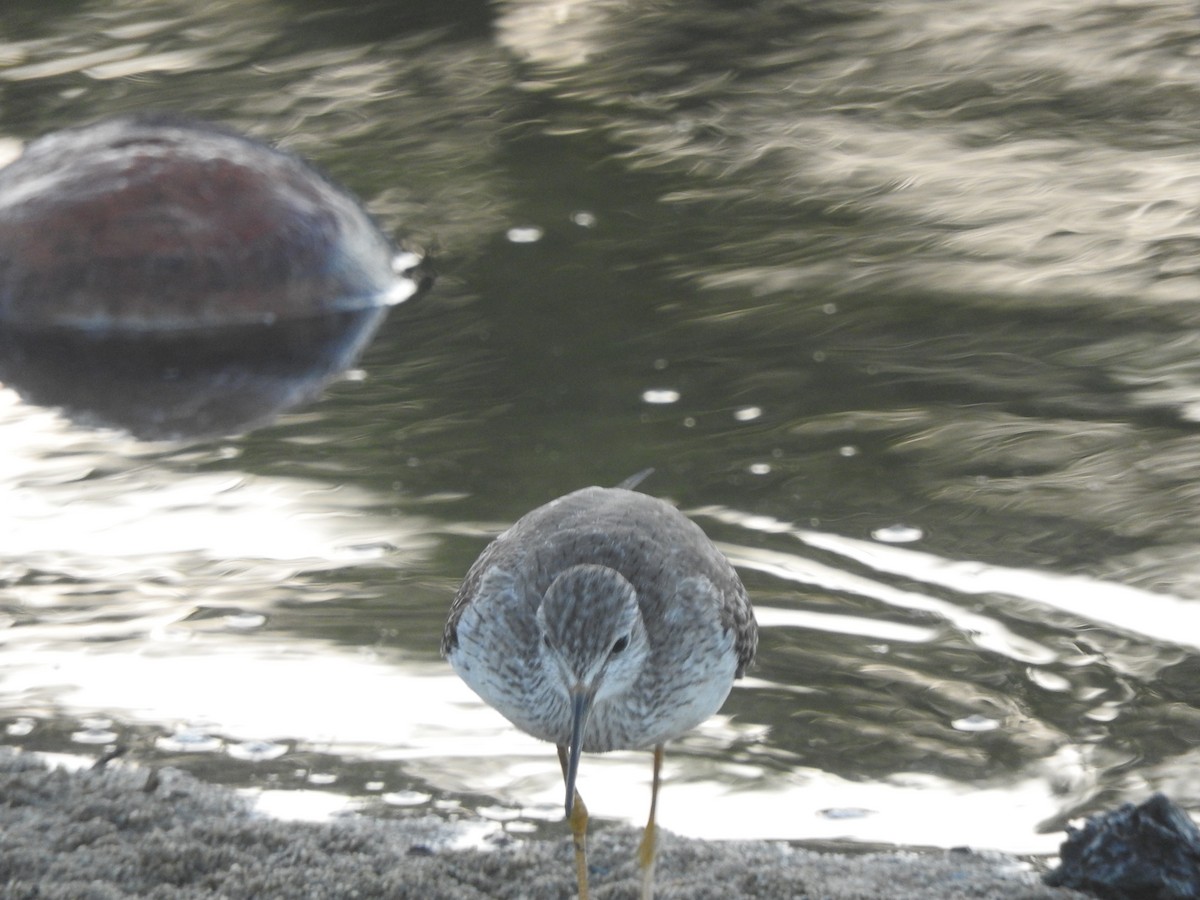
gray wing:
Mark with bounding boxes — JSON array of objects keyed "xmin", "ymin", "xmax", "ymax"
[
  {"xmin": 443, "ymin": 485, "xmax": 757, "ymax": 676},
  {"xmin": 724, "ymin": 577, "xmax": 758, "ymax": 678},
  {"xmin": 442, "ymin": 525, "xmax": 525, "ymax": 656}
]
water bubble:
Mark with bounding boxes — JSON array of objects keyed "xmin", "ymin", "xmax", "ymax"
[
  {"xmin": 839, "ymin": 445, "xmax": 860, "ymax": 457},
  {"xmin": 952, "ymin": 714, "xmax": 1001, "ymax": 732},
  {"xmin": 748, "ymin": 463, "xmax": 772, "ymax": 475},
  {"xmin": 5, "ymin": 717, "xmax": 35, "ymax": 737},
  {"xmin": 1028, "ymin": 669, "xmax": 1072, "ymax": 692},
  {"xmin": 227, "ymin": 739, "xmax": 289, "ymax": 761},
  {"xmin": 223, "ymin": 612, "xmax": 267, "ymax": 631},
  {"xmin": 156, "ymin": 727, "xmax": 222, "ymax": 753},
  {"xmin": 383, "ymin": 790, "xmax": 432, "ymax": 807},
  {"xmin": 72, "ymin": 722, "xmax": 119, "ymax": 744},
  {"xmin": 820, "ymin": 807, "xmax": 874, "ymax": 820},
  {"xmin": 570, "ymin": 211, "xmax": 597, "ymax": 228},
  {"xmin": 871, "ymin": 524, "xmax": 924, "ymax": 543},
  {"xmin": 642, "ymin": 389, "xmax": 680, "ymax": 404},
  {"xmin": 506, "ymin": 226, "xmax": 543, "ymax": 243},
  {"xmin": 1085, "ymin": 704, "xmax": 1121, "ymax": 723},
  {"xmin": 524, "ymin": 802, "xmax": 568, "ymax": 822},
  {"xmin": 308, "ymin": 772, "xmax": 338, "ymax": 786},
  {"xmin": 478, "ymin": 805, "xmax": 521, "ymax": 822}
]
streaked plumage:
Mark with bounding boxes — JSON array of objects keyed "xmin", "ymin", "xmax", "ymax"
[{"xmin": 443, "ymin": 485, "xmax": 756, "ymax": 899}]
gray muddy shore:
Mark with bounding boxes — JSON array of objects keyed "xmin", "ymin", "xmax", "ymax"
[{"xmin": 0, "ymin": 751, "xmax": 1086, "ymax": 899}]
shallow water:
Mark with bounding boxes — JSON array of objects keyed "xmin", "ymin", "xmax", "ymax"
[{"xmin": 1, "ymin": 0, "xmax": 1199, "ymax": 855}]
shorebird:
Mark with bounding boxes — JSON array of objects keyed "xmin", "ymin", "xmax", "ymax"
[{"xmin": 442, "ymin": 480, "xmax": 757, "ymax": 899}]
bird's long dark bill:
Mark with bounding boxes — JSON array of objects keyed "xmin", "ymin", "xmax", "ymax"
[{"xmin": 564, "ymin": 690, "xmax": 591, "ymax": 816}]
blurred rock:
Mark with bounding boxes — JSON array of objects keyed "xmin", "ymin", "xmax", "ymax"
[
  {"xmin": 1044, "ymin": 793, "xmax": 1200, "ymax": 899},
  {"xmin": 0, "ymin": 115, "xmax": 430, "ymax": 438},
  {"xmin": 0, "ymin": 114, "xmax": 415, "ymax": 330}
]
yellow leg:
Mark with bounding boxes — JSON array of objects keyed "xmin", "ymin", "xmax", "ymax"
[
  {"xmin": 637, "ymin": 744, "xmax": 664, "ymax": 900},
  {"xmin": 558, "ymin": 745, "xmax": 590, "ymax": 900}
]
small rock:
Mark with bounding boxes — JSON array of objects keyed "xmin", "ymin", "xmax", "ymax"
[{"xmin": 1044, "ymin": 793, "xmax": 1200, "ymax": 899}]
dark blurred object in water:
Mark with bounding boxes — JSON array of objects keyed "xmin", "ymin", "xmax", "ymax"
[
  {"xmin": 1044, "ymin": 793, "xmax": 1200, "ymax": 900},
  {"xmin": 0, "ymin": 114, "xmax": 414, "ymax": 330},
  {"xmin": 0, "ymin": 115, "xmax": 430, "ymax": 438},
  {"xmin": 0, "ymin": 310, "xmax": 389, "ymax": 440}
]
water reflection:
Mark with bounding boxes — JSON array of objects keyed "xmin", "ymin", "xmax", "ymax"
[
  {"xmin": 0, "ymin": 311, "xmax": 389, "ymax": 439},
  {"xmin": 496, "ymin": 0, "xmax": 1200, "ymax": 309}
]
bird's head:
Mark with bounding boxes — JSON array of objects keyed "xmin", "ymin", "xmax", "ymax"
[{"xmin": 536, "ymin": 563, "xmax": 649, "ymax": 814}]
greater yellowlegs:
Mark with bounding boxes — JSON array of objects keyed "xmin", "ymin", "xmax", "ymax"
[{"xmin": 443, "ymin": 484, "xmax": 757, "ymax": 899}]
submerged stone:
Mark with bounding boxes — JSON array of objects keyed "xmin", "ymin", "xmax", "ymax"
[
  {"xmin": 0, "ymin": 114, "xmax": 414, "ymax": 331},
  {"xmin": 0, "ymin": 115, "xmax": 430, "ymax": 437}
]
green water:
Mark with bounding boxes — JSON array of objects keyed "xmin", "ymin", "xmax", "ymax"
[{"xmin": 1, "ymin": 0, "xmax": 1198, "ymax": 852}]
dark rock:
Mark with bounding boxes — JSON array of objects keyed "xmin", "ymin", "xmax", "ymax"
[
  {"xmin": 0, "ymin": 114, "xmax": 413, "ymax": 331},
  {"xmin": 1044, "ymin": 793, "xmax": 1200, "ymax": 900},
  {"xmin": 0, "ymin": 115, "xmax": 432, "ymax": 438}
]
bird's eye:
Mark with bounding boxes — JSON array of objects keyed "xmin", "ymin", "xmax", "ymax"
[{"xmin": 611, "ymin": 635, "xmax": 629, "ymax": 655}]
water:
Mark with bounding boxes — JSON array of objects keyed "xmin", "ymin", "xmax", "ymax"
[{"xmin": 2, "ymin": 0, "xmax": 1199, "ymax": 855}]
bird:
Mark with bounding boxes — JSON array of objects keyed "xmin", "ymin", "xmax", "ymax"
[{"xmin": 442, "ymin": 479, "xmax": 757, "ymax": 899}]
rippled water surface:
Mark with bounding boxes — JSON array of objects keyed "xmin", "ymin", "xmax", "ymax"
[{"xmin": 2, "ymin": 0, "xmax": 1200, "ymax": 855}]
